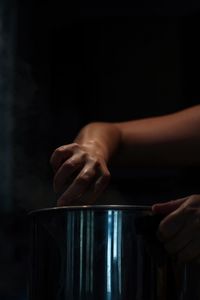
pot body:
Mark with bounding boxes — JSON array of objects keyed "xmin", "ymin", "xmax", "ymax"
[{"xmin": 28, "ymin": 205, "xmax": 200, "ymax": 300}]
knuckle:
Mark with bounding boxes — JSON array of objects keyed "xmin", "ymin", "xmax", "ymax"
[
  {"xmin": 71, "ymin": 142, "xmax": 80, "ymax": 150},
  {"xmin": 181, "ymin": 195, "xmax": 200, "ymax": 216},
  {"xmin": 51, "ymin": 147, "xmax": 66, "ymax": 162},
  {"xmin": 83, "ymin": 167, "xmax": 96, "ymax": 178},
  {"xmin": 54, "ymin": 143, "xmax": 79, "ymax": 157},
  {"xmin": 79, "ymin": 151, "xmax": 87, "ymax": 160},
  {"xmin": 64, "ymin": 159, "xmax": 75, "ymax": 170},
  {"xmin": 89, "ymin": 157, "xmax": 101, "ymax": 168},
  {"xmin": 82, "ymin": 172, "xmax": 93, "ymax": 181},
  {"xmin": 55, "ymin": 146, "xmax": 66, "ymax": 154},
  {"xmin": 76, "ymin": 174, "xmax": 91, "ymax": 185}
]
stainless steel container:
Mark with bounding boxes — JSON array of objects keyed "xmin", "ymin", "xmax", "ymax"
[{"xmin": 28, "ymin": 205, "xmax": 200, "ymax": 300}]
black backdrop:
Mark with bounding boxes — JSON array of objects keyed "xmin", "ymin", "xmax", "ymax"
[
  {"xmin": 14, "ymin": 6, "xmax": 200, "ymax": 211},
  {"xmin": 1, "ymin": 2, "xmax": 200, "ymax": 299}
]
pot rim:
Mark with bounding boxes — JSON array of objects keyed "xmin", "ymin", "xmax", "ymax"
[{"xmin": 28, "ymin": 205, "xmax": 152, "ymax": 216}]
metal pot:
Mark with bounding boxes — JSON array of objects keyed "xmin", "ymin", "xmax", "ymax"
[{"xmin": 28, "ymin": 205, "xmax": 200, "ymax": 300}]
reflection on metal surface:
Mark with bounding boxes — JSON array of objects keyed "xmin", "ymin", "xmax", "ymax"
[
  {"xmin": 29, "ymin": 206, "xmax": 200, "ymax": 300},
  {"xmin": 79, "ymin": 211, "xmax": 83, "ymax": 296},
  {"xmin": 106, "ymin": 211, "xmax": 112, "ymax": 297},
  {"xmin": 106, "ymin": 211, "xmax": 122, "ymax": 299}
]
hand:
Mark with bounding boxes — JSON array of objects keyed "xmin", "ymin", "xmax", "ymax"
[
  {"xmin": 152, "ymin": 195, "xmax": 200, "ymax": 263},
  {"xmin": 50, "ymin": 142, "xmax": 111, "ymax": 206}
]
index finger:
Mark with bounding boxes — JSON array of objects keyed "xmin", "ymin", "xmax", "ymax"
[{"xmin": 50, "ymin": 145, "xmax": 73, "ymax": 172}]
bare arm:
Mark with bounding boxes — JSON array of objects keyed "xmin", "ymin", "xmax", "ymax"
[
  {"xmin": 50, "ymin": 104, "xmax": 200, "ymax": 263},
  {"xmin": 50, "ymin": 104, "xmax": 200, "ymax": 205},
  {"xmin": 75, "ymin": 104, "xmax": 200, "ymax": 167},
  {"xmin": 112, "ymin": 104, "xmax": 200, "ymax": 166}
]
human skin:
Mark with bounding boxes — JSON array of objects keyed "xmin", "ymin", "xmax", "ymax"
[
  {"xmin": 50, "ymin": 104, "xmax": 200, "ymax": 262},
  {"xmin": 152, "ymin": 195, "xmax": 200, "ymax": 263}
]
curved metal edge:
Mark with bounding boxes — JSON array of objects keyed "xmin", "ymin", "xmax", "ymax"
[{"xmin": 28, "ymin": 205, "xmax": 152, "ymax": 216}]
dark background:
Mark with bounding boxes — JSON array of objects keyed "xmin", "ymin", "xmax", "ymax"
[{"xmin": 1, "ymin": 1, "xmax": 200, "ymax": 299}]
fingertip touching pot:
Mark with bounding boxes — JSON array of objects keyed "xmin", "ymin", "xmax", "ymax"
[{"xmin": 28, "ymin": 205, "xmax": 200, "ymax": 300}]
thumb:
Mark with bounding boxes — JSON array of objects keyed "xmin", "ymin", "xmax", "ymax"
[{"xmin": 152, "ymin": 197, "xmax": 189, "ymax": 215}]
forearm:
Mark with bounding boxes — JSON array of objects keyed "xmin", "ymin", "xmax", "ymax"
[
  {"xmin": 51, "ymin": 105, "xmax": 200, "ymax": 206},
  {"xmin": 112, "ymin": 105, "xmax": 200, "ymax": 167},
  {"xmin": 74, "ymin": 122, "xmax": 121, "ymax": 163},
  {"xmin": 73, "ymin": 105, "xmax": 200, "ymax": 167}
]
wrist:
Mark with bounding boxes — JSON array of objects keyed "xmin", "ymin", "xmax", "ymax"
[{"xmin": 80, "ymin": 140, "xmax": 109, "ymax": 162}]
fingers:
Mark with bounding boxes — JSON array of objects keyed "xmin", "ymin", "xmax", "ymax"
[
  {"xmin": 152, "ymin": 197, "xmax": 189, "ymax": 215},
  {"xmin": 156, "ymin": 195, "xmax": 200, "ymax": 263},
  {"xmin": 57, "ymin": 167, "xmax": 97, "ymax": 206},
  {"xmin": 157, "ymin": 195, "xmax": 200, "ymax": 240},
  {"xmin": 94, "ymin": 163, "xmax": 111, "ymax": 197},
  {"xmin": 53, "ymin": 154, "xmax": 84, "ymax": 192},
  {"xmin": 50, "ymin": 144, "xmax": 78, "ymax": 172},
  {"xmin": 57, "ymin": 163, "xmax": 111, "ymax": 206},
  {"xmin": 158, "ymin": 205, "xmax": 187, "ymax": 241},
  {"xmin": 51, "ymin": 143, "xmax": 111, "ymax": 206},
  {"xmin": 164, "ymin": 214, "xmax": 200, "ymax": 255}
]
